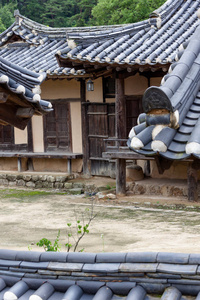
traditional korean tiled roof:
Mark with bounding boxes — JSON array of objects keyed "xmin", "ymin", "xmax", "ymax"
[
  {"xmin": 128, "ymin": 23, "xmax": 200, "ymax": 160},
  {"xmin": 0, "ymin": 56, "xmax": 52, "ymax": 115},
  {"xmin": 1, "ymin": 249, "xmax": 200, "ymax": 299},
  {"xmin": 2, "ymin": 0, "xmax": 200, "ymax": 78},
  {"xmin": 57, "ymin": 0, "xmax": 200, "ymax": 71},
  {"xmin": 0, "ymin": 10, "xmax": 124, "ymax": 77},
  {"xmin": 0, "ymin": 10, "xmax": 86, "ymax": 77}
]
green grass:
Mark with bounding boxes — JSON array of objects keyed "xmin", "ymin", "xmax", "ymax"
[{"xmin": 3, "ymin": 190, "xmax": 51, "ymax": 199}]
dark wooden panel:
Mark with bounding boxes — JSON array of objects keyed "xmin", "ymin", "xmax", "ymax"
[
  {"xmin": 86, "ymin": 102, "xmax": 116, "ymax": 176},
  {"xmin": 0, "ymin": 124, "xmax": 28, "ymax": 152},
  {"xmin": 43, "ymin": 101, "xmax": 72, "ymax": 152},
  {"xmin": 85, "ymin": 97, "xmax": 141, "ymax": 176},
  {"xmin": 91, "ymin": 159, "xmax": 116, "ymax": 177},
  {"xmin": 126, "ymin": 95, "xmax": 142, "ymax": 134}
]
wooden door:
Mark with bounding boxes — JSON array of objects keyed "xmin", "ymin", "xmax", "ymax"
[
  {"xmin": 126, "ymin": 95, "xmax": 142, "ymax": 135},
  {"xmin": 43, "ymin": 101, "xmax": 72, "ymax": 152},
  {"xmin": 86, "ymin": 103, "xmax": 115, "ymax": 176},
  {"xmin": 85, "ymin": 97, "xmax": 141, "ymax": 177}
]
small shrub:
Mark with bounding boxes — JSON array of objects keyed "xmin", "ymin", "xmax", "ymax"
[
  {"xmin": 35, "ymin": 199, "xmax": 97, "ymax": 252},
  {"xmin": 36, "ymin": 230, "xmax": 61, "ymax": 252}
]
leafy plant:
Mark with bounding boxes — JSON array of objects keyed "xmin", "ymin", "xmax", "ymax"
[
  {"xmin": 65, "ymin": 201, "xmax": 97, "ymax": 252},
  {"xmin": 36, "ymin": 230, "xmax": 61, "ymax": 252},
  {"xmin": 35, "ymin": 199, "xmax": 97, "ymax": 252}
]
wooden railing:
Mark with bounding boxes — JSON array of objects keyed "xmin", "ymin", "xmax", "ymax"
[{"xmin": 103, "ymin": 138, "xmax": 154, "ymax": 160}]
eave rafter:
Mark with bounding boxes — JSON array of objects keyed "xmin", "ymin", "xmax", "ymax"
[{"xmin": 58, "ymin": 55, "xmax": 170, "ymax": 79}]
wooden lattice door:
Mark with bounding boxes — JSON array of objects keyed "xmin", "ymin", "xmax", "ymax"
[{"xmin": 43, "ymin": 101, "xmax": 72, "ymax": 152}]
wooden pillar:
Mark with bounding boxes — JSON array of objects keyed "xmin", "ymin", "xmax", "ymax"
[
  {"xmin": 80, "ymin": 79, "xmax": 91, "ymax": 175},
  {"xmin": 115, "ymin": 75, "xmax": 126, "ymax": 139},
  {"xmin": 187, "ymin": 161, "xmax": 199, "ymax": 202},
  {"xmin": 115, "ymin": 74, "xmax": 126, "ymax": 195}
]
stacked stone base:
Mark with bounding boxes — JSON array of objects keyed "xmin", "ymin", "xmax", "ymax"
[
  {"xmin": 127, "ymin": 181, "xmax": 189, "ymax": 198},
  {"xmin": 0, "ymin": 173, "xmax": 82, "ymax": 191}
]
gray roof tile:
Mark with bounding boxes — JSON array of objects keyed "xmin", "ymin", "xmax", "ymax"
[
  {"xmin": 126, "ymin": 252, "xmax": 158, "ymax": 263},
  {"xmin": 40, "ymin": 252, "xmax": 68, "ymax": 263},
  {"xmin": 128, "ymin": 22, "xmax": 200, "ymax": 160},
  {"xmin": 119, "ymin": 263, "xmax": 158, "ymax": 273},
  {"xmin": 0, "ymin": 250, "xmax": 198, "ymax": 299},
  {"xmin": 83, "ymin": 263, "xmax": 120, "ymax": 273},
  {"xmin": 157, "ymin": 263, "xmax": 197, "ymax": 275},
  {"xmin": 57, "ymin": 0, "xmax": 200, "ymax": 69},
  {"xmin": 48, "ymin": 262, "xmax": 83, "ymax": 272},
  {"xmin": 67, "ymin": 253, "xmax": 96, "ymax": 264},
  {"xmin": 157, "ymin": 252, "xmax": 189, "ymax": 264},
  {"xmin": 96, "ymin": 253, "xmax": 126, "ymax": 263}
]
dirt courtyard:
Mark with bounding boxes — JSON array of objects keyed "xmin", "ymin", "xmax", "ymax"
[{"xmin": 0, "ymin": 187, "xmax": 200, "ymax": 254}]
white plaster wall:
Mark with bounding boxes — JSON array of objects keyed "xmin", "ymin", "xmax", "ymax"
[
  {"xmin": 150, "ymin": 160, "xmax": 190, "ymax": 179},
  {"xmin": 70, "ymin": 101, "xmax": 82, "ymax": 153},
  {"xmin": 14, "ymin": 127, "xmax": 27, "ymax": 144},
  {"xmin": 125, "ymin": 74, "xmax": 148, "ymax": 95},
  {"xmin": 86, "ymin": 77, "xmax": 103, "ymax": 102},
  {"xmin": 41, "ymin": 79, "xmax": 80, "ymax": 99},
  {"xmin": 106, "ymin": 98, "xmax": 115, "ymax": 103},
  {"xmin": 32, "ymin": 115, "xmax": 44, "ymax": 152}
]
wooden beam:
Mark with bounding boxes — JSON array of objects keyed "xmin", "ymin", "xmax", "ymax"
[
  {"xmin": 102, "ymin": 151, "xmax": 155, "ymax": 160},
  {"xmin": 16, "ymin": 107, "xmax": 35, "ymax": 118},
  {"xmin": 116, "ymin": 159, "xmax": 126, "ymax": 195},
  {"xmin": 187, "ymin": 161, "xmax": 200, "ymax": 202},
  {"xmin": 0, "ymin": 86, "xmax": 28, "ymax": 107},
  {"xmin": 0, "ymin": 104, "xmax": 29, "ymax": 129},
  {"xmin": 115, "ymin": 75, "xmax": 126, "ymax": 195},
  {"xmin": 81, "ymin": 79, "xmax": 91, "ymax": 175},
  {"xmin": 94, "ymin": 64, "xmax": 103, "ymax": 69},
  {"xmin": 115, "ymin": 75, "xmax": 126, "ymax": 139},
  {"xmin": 27, "ymin": 120, "xmax": 33, "ymax": 152},
  {"xmin": 0, "ymin": 92, "xmax": 8, "ymax": 103}
]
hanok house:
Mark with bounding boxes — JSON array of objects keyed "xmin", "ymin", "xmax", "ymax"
[
  {"xmin": 0, "ymin": 0, "xmax": 200, "ymax": 187},
  {"xmin": 55, "ymin": 0, "xmax": 200, "ymax": 195}
]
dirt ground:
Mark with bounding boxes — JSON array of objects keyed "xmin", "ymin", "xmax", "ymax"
[{"xmin": 1, "ymin": 185, "xmax": 200, "ymax": 254}]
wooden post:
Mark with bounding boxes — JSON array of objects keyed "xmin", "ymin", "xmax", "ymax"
[
  {"xmin": 27, "ymin": 120, "xmax": 33, "ymax": 152},
  {"xmin": 115, "ymin": 75, "xmax": 126, "ymax": 139},
  {"xmin": 187, "ymin": 161, "xmax": 199, "ymax": 202},
  {"xmin": 80, "ymin": 79, "xmax": 91, "ymax": 175},
  {"xmin": 115, "ymin": 74, "xmax": 126, "ymax": 195}
]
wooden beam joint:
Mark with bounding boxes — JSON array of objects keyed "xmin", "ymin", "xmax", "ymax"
[
  {"xmin": 0, "ymin": 92, "xmax": 8, "ymax": 103},
  {"xmin": 16, "ymin": 107, "xmax": 35, "ymax": 118}
]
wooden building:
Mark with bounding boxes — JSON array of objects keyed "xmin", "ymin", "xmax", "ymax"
[
  {"xmin": 0, "ymin": 0, "xmax": 200, "ymax": 189},
  {"xmin": 55, "ymin": 0, "xmax": 200, "ymax": 196}
]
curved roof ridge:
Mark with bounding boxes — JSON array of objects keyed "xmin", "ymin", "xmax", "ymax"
[
  {"xmin": 57, "ymin": 0, "xmax": 198, "ymax": 67},
  {"xmin": 150, "ymin": 0, "xmax": 184, "ymax": 17},
  {"xmin": 14, "ymin": 9, "xmax": 132, "ymax": 36},
  {"xmin": 67, "ymin": 0, "xmax": 184, "ymax": 42},
  {"xmin": 0, "ymin": 22, "xmax": 17, "ymax": 40}
]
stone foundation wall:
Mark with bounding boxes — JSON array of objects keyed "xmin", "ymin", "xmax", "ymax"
[
  {"xmin": 0, "ymin": 173, "xmax": 110, "ymax": 196},
  {"xmin": 0, "ymin": 173, "xmax": 92, "ymax": 195},
  {"xmin": 126, "ymin": 181, "xmax": 189, "ymax": 198}
]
